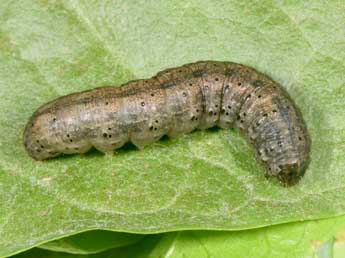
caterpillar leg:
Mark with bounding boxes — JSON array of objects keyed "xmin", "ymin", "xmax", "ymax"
[
  {"xmin": 92, "ymin": 143, "xmax": 115, "ymax": 155},
  {"xmin": 131, "ymin": 136, "xmax": 161, "ymax": 150}
]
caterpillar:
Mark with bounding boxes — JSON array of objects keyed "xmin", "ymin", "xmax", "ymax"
[{"xmin": 23, "ymin": 61, "xmax": 310, "ymax": 186}]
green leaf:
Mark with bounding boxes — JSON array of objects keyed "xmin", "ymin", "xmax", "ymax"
[
  {"xmin": 138, "ymin": 215, "xmax": 345, "ymax": 258},
  {"xmin": 1, "ymin": 0, "xmax": 345, "ymax": 257},
  {"xmin": 37, "ymin": 230, "xmax": 143, "ymax": 254},
  {"xmin": 13, "ymin": 235, "xmax": 162, "ymax": 258},
  {"xmin": 13, "ymin": 216, "xmax": 345, "ymax": 258}
]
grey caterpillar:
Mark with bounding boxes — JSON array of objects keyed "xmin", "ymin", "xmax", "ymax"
[{"xmin": 23, "ymin": 61, "xmax": 310, "ymax": 186}]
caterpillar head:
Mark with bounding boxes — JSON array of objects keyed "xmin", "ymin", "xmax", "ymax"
[
  {"xmin": 265, "ymin": 159, "xmax": 308, "ymax": 187},
  {"xmin": 277, "ymin": 163, "xmax": 305, "ymax": 187}
]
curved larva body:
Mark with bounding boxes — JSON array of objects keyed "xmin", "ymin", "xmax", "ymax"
[{"xmin": 23, "ymin": 61, "xmax": 310, "ymax": 186}]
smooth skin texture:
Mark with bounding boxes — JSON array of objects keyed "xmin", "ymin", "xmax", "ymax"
[{"xmin": 23, "ymin": 61, "xmax": 310, "ymax": 186}]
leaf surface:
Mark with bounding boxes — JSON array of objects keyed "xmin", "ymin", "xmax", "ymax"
[
  {"xmin": 0, "ymin": 0, "xmax": 344, "ymax": 256},
  {"xmin": 38, "ymin": 231, "xmax": 143, "ymax": 254},
  {"xmin": 138, "ymin": 215, "xmax": 345, "ymax": 258}
]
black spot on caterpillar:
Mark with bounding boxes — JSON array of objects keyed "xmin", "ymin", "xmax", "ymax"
[{"xmin": 23, "ymin": 61, "xmax": 310, "ymax": 186}]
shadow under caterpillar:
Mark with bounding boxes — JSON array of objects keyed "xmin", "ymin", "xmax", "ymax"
[{"xmin": 23, "ymin": 61, "xmax": 310, "ymax": 186}]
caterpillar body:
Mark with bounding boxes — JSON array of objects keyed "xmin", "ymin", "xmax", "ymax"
[{"xmin": 23, "ymin": 61, "xmax": 310, "ymax": 186}]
